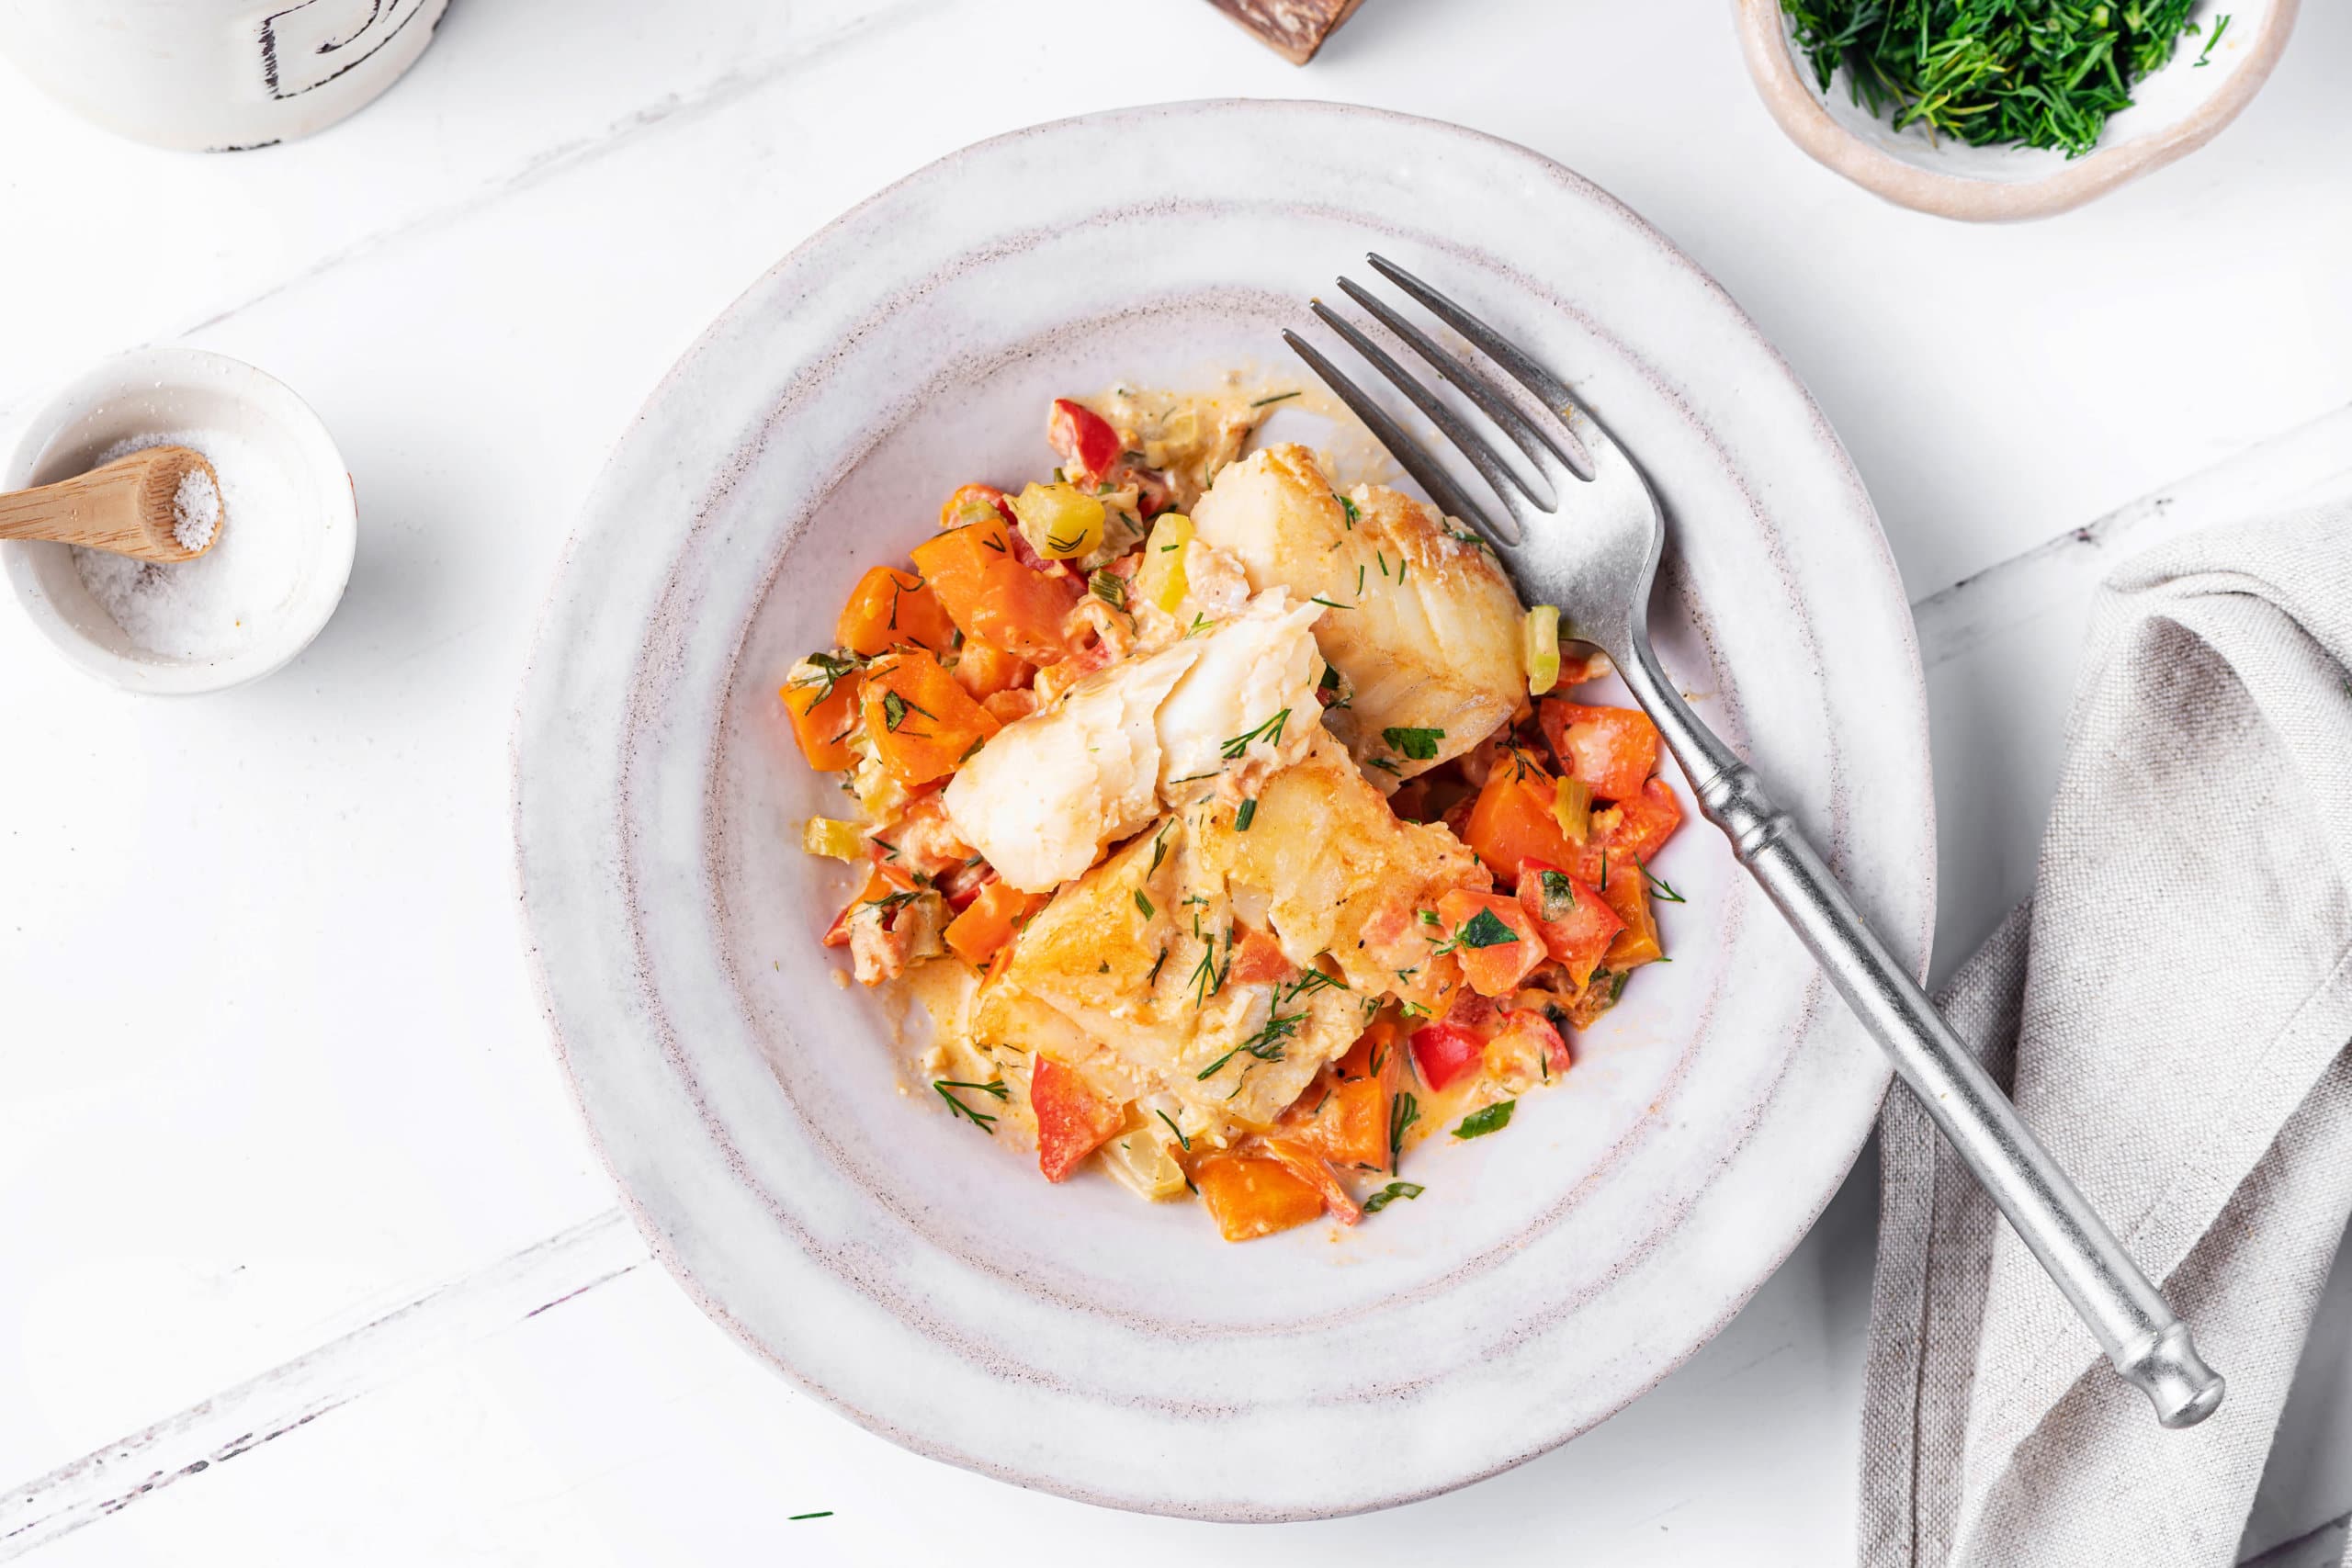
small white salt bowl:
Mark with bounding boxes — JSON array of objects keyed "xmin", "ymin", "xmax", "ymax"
[{"xmin": 2, "ymin": 345, "xmax": 356, "ymax": 694}]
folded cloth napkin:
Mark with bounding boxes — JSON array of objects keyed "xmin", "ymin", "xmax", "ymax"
[{"xmin": 1860, "ymin": 506, "xmax": 2352, "ymax": 1568}]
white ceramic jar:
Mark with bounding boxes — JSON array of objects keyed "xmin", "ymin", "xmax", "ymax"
[{"xmin": 0, "ymin": 0, "xmax": 449, "ymax": 152}]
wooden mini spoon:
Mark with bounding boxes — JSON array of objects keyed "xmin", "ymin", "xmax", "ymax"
[{"xmin": 0, "ymin": 446, "xmax": 224, "ymax": 562}]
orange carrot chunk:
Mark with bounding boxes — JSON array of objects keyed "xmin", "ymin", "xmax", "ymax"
[
  {"xmin": 944, "ymin": 880, "xmax": 1035, "ymax": 969},
  {"xmin": 1194, "ymin": 1153, "xmax": 1327, "ymax": 1241},
  {"xmin": 781, "ymin": 664, "xmax": 863, "ymax": 772},
  {"xmin": 910, "ymin": 515, "xmax": 1077, "ymax": 663},
  {"xmin": 860, "ymin": 650, "xmax": 1001, "ymax": 786},
  {"xmin": 838, "ymin": 565, "xmax": 957, "ymax": 658}
]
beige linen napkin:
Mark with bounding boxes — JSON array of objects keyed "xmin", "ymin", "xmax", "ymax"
[{"xmin": 1860, "ymin": 507, "xmax": 2352, "ymax": 1567}]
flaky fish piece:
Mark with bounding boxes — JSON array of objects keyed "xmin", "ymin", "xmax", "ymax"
[
  {"xmin": 1189, "ymin": 444, "xmax": 1526, "ymax": 782},
  {"xmin": 981, "ymin": 809, "xmax": 1371, "ymax": 1133},
  {"xmin": 1195, "ymin": 731, "xmax": 1485, "ymax": 1012}
]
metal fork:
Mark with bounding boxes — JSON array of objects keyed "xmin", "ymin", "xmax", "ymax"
[{"xmin": 1286, "ymin": 253, "xmax": 2224, "ymax": 1429}]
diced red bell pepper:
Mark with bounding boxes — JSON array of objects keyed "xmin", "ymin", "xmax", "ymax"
[
  {"xmin": 1410, "ymin": 1019, "xmax": 1487, "ymax": 1092},
  {"xmin": 1516, "ymin": 860, "xmax": 1624, "ymax": 992},
  {"xmin": 1031, "ymin": 1056, "xmax": 1125, "ymax": 1182},
  {"xmin": 1047, "ymin": 398, "xmax": 1125, "ymax": 488},
  {"xmin": 1433, "ymin": 888, "xmax": 1545, "ymax": 998},
  {"xmin": 1540, "ymin": 702, "xmax": 1661, "ymax": 802}
]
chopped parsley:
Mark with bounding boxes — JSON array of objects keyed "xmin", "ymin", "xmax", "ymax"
[
  {"xmin": 1434, "ymin": 907, "xmax": 1520, "ymax": 954},
  {"xmin": 1452, "ymin": 1100, "xmax": 1515, "ymax": 1139},
  {"xmin": 1382, "ymin": 726, "xmax": 1444, "ymax": 761},
  {"xmin": 1363, "ymin": 1180, "xmax": 1426, "ymax": 1213}
]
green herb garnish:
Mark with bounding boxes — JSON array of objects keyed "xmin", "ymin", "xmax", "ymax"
[
  {"xmin": 1388, "ymin": 1091, "xmax": 1420, "ymax": 1168},
  {"xmin": 1250, "ymin": 389, "xmax": 1303, "ymax": 407},
  {"xmin": 1452, "ymin": 1100, "xmax": 1515, "ymax": 1139},
  {"xmin": 1781, "ymin": 0, "xmax": 2219, "ymax": 158},
  {"xmin": 1382, "ymin": 726, "xmax": 1444, "ymax": 761},
  {"xmin": 1089, "ymin": 569, "xmax": 1126, "ymax": 609},
  {"xmin": 1235, "ymin": 798, "xmax": 1258, "ymax": 831},
  {"xmin": 1363, "ymin": 1180, "xmax": 1426, "ymax": 1213},
  {"xmin": 934, "ymin": 1078, "xmax": 1007, "ymax": 1133},
  {"xmin": 1222, "ymin": 708, "xmax": 1292, "ymax": 759}
]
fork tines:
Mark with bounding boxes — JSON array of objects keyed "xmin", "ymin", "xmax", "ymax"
[{"xmin": 1283, "ymin": 253, "xmax": 1603, "ymax": 551}]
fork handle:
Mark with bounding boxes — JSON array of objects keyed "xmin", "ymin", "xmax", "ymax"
[{"xmin": 1618, "ymin": 644, "xmax": 2224, "ymax": 1428}]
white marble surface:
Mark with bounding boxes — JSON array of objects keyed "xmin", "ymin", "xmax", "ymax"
[{"xmin": 1, "ymin": 1, "xmax": 2348, "ymax": 1562}]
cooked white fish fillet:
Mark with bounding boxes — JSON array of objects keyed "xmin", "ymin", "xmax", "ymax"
[
  {"xmin": 982, "ymin": 809, "xmax": 1372, "ymax": 1133},
  {"xmin": 1195, "ymin": 730, "xmax": 1487, "ymax": 1003},
  {"xmin": 1189, "ymin": 443, "xmax": 1526, "ymax": 782},
  {"xmin": 943, "ymin": 643, "xmax": 1192, "ymax": 893},
  {"xmin": 944, "ymin": 589, "xmax": 1326, "ymax": 893}
]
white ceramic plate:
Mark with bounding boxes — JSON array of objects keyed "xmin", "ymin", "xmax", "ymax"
[{"xmin": 514, "ymin": 100, "xmax": 1933, "ymax": 1519}]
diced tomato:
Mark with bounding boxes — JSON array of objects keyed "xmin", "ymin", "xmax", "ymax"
[
  {"xmin": 1433, "ymin": 888, "xmax": 1544, "ymax": 998},
  {"xmin": 780, "ymin": 664, "xmax": 862, "ymax": 772},
  {"xmin": 943, "ymin": 880, "xmax": 1035, "ymax": 968},
  {"xmin": 1032, "ymin": 1056, "xmax": 1125, "ymax": 1182},
  {"xmin": 910, "ymin": 514, "xmax": 1078, "ymax": 663},
  {"xmin": 1047, "ymin": 398, "xmax": 1125, "ymax": 488},
  {"xmin": 1194, "ymin": 1153, "xmax": 1326, "ymax": 1241},
  {"xmin": 1592, "ymin": 861, "xmax": 1664, "ymax": 969},
  {"xmin": 1590, "ymin": 775, "xmax": 1684, "ymax": 867},
  {"xmin": 1539, "ymin": 702, "xmax": 1660, "ymax": 802},
  {"xmin": 1410, "ymin": 1019, "xmax": 1487, "ymax": 1092},
  {"xmin": 1228, "ymin": 926, "xmax": 1295, "ymax": 987},
  {"xmin": 1261, "ymin": 1139, "xmax": 1363, "ymax": 1225},
  {"xmin": 951, "ymin": 638, "xmax": 1029, "ymax": 702},
  {"xmin": 838, "ymin": 565, "xmax": 956, "ymax": 658},
  {"xmin": 1464, "ymin": 758, "xmax": 1578, "ymax": 888},
  {"xmin": 1516, "ymin": 860, "xmax": 1623, "ymax": 991},
  {"xmin": 860, "ymin": 650, "xmax": 1001, "ymax": 786},
  {"xmin": 1494, "ymin": 1006, "xmax": 1571, "ymax": 1078},
  {"xmin": 939, "ymin": 482, "xmax": 1014, "ymax": 532}
]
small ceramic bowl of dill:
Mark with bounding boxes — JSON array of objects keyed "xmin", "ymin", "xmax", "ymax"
[{"xmin": 1736, "ymin": 0, "xmax": 2298, "ymax": 220}]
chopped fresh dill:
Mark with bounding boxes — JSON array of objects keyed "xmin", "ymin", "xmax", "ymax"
[
  {"xmin": 1250, "ymin": 389, "xmax": 1303, "ymax": 408},
  {"xmin": 1389, "ymin": 1091, "xmax": 1421, "ymax": 1169},
  {"xmin": 1221, "ymin": 708, "xmax": 1292, "ymax": 759},
  {"xmin": 1781, "ymin": 0, "xmax": 2215, "ymax": 158},
  {"xmin": 1235, "ymin": 797, "xmax": 1258, "ymax": 831},
  {"xmin": 1640, "ymin": 863, "xmax": 1687, "ymax": 903},
  {"xmin": 1134, "ymin": 889, "xmax": 1155, "ymax": 919},
  {"xmin": 1156, "ymin": 1108, "xmax": 1192, "ymax": 1149},
  {"xmin": 934, "ymin": 1079, "xmax": 1006, "ymax": 1133},
  {"xmin": 1089, "ymin": 569, "xmax": 1126, "ymax": 609}
]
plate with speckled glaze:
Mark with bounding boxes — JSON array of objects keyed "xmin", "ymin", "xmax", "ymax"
[{"xmin": 513, "ymin": 99, "xmax": 1933, "ymax": 1519}]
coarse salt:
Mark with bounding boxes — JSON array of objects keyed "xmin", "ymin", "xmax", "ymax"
[
  {"xmin": 172, "ymin": 465, "xmax": 220, "ymax": 552},
  {"xmin": 74, "ymin": 429, "xmax": 300, "ymax": 661}
]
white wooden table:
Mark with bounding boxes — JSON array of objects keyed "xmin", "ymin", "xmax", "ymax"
[{"xmin": 4, "ymin": 3, "xmax": 2350, "ymax": 1562}]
